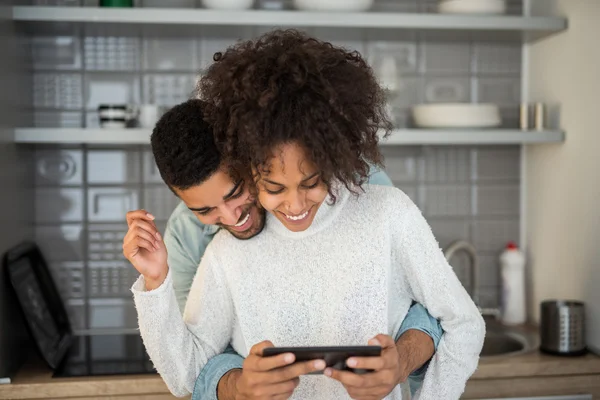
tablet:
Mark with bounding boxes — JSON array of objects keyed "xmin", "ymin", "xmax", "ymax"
[{"xmin": 262, "ymin": 345, "xmax": 382, "ymax": 375}]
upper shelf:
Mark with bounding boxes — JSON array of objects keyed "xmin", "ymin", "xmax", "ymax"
[
  {"xmin": 13, "ymin": 128, "xmax": 565, "ymax": 146},
  {"xmin": 12, "ymin": 6, "xmax": 567, "ymax": 32}
]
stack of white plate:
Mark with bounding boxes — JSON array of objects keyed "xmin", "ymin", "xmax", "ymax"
[
  {"xmin": 438, "ymin": 0, "xmax": 506, "ymax": 14},
  {"xmin": 293, "ymin": 0, "xmax": 374, "ymax": 11},
  {"xmin": 411, "ymin": 103, "xmax": 502, "ymax": 128}
]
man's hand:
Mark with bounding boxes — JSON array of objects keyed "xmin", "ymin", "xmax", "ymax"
[
  {"xmin": 221, "ymin": 341, "xmax": 326, "ymax": 400},
  {"xmin": 325, "ymin": 334, "xmax": 408, "ymax": 400},
  {"xmin": 123, "ymin": 210, "xmax": 168, "ymax": 291}
]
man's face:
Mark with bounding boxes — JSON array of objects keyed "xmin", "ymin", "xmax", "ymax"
[{"xmin": 175, "ymin": 169, "xmax": 266, "ymax": 240}]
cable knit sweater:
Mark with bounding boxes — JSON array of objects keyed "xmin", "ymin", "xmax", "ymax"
[{"xmin": 132, "ymin": 184, "xmax": 485, "ymax": 399}]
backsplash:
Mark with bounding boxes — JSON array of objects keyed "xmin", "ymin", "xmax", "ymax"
[
  {"xmin": 33, "ymin": 144, "xmax": 520, "ymax": 332},
  {"xmin": 27, "ymin": 0, "xmax": 523, "ymax": 332}
]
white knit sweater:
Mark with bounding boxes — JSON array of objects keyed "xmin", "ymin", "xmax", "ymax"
[{"xmin": 132, "ymin": 185, "xmax": 485, "ymax": 399}]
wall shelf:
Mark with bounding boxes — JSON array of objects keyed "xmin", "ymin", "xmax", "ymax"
[
  {"xmin": 12, "ymin": 6, "xmax": 567, "ymax": 32},
  {"xmin": 14, "ymin": 128, "xmax": 565, "ymax": 146}
]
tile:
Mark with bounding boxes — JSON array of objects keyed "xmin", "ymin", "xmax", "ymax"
[
  {"xmin": 48, "ymin": 262, "xmax": 85, "ymax": 299},
  {"xmin": 312, "ymin": 27, "xmax": 366, "ymax": 56},
  {"xmin": 142, "ymin": 149, "xmax": 164, "ymax": 184},
  {"xmin": 143, "ymin": 36, "xmax": 199, "ymax": 71},
  {"xmin": 446, "ymin": 250, "xmax": 473, "ymax": 294},
  {"xmin": 88, "ymin": 224, "xmax": 129, "ymax": 261},
  {"xmin": 418, "ymin": 0, "xmax": 440, "ymax": 13},
  {"xmin": 393, "ymin": 184, "xmax": 418, "ymax": 207},
  {"xmin": 35, "ymin": 188, "xmax": 84, "ymax": 223},
  {"xmin": 418, "ymin": 31, "xmax": 472, "ymax": 43},
  {"xmin": 380, "ymin": 146, "xmax": 419, "ymax": 182},
  {"xmin": 31, "ymin": 35, "xmax": 81, "ymax": 70},
  {"xmin": 88, "ymin": 261, "xmax": 138, "ymax": 298},
  {"xmin": 143, "ymin": 186, "xmax": 181, "ymax": 220},
  {"xmin": 371, "ymin": 0, "xmax": 418, "ymax": 12},
  {"xmin": 428, "ymin": 218, "xmax": 470, "ymax": 250},
  {"xmin": 478, "ymin": 254, "xmax": 500, "ymax": 287},
  {"xmin": 199, "ymin": 26, "xmax": 254, "ymax": 70},
  {"xmin": 424, "ymin": 77, "xmax": 471, "ymax": 103},
  {"xmin": 368, "ymin": 41, "xmax": 418, "ymax": 92},
  {"xmin": 141, "ymin": 0, "xmax": 195, "ymax": 6},
  {"xmin": 84, "ymin": 73, "xmax": 140, "ymax": 109},
  {"xmin": 33, "ymin": 0, "xmax": 80, "ymax": 4},
  {"xmin": 387, "ymin": 76, "xmax": 423, "ymax": 109},
  {"xmin": 84, "ymin": 35, "xmax": 140, "ymax": 71},
  {"xmin": 365, "ymin": 30, "xmax": 416, "ymax": 44},
  {"xmin": 420, "ymin": 184, "xmax": 471, "ymax": 217},
  {"xmin": 475, "ymin": 184, "xmax": 520, "ymax": 217},
  {"xmin": 89, "ymin": 298, "xmax": 137, "ymax": 329},
  {"xmin": 88, "ymin": 188, "xmax": 139, "ymax": 222},
  {"xmin": 422, "ymin": 41, "xmax": 471, "ymax": 75},
  {"xmin": 34, "ymin": 111, "xmax": 83, "ymax": 128},
  {"xmin": 499, "ymin": 106, "xmax": 520, "ymax": 129},
  {"xmin": 387, "ymin": 108, "xmax": 411, "ymax": 129},
  {"xmin": 474, "ymin": 42, "xmax": 521, "ymax": 75},
  {"xmin": 35, "ymin": 149, "xmax": 83, "ymax": 186},
  {"xmin": 35, "ymin": 225, "xmax": 84, "ymax": 262},
  {"xmin": 477, "ymin": 77, "xmax": 521, "ymax": 106},
  {"xmin": 142, "ymin": 73, "xmax": 196, "ymax": 106},
  {"xmin": 87, "ymin": 149, "xmax": 141, "ymax": 184},
  {"xmin": 475, "ymin": 147, "xmax": 520, "ymax": 182},
  {"xmin": 478, "ymin": 286, "xmax": 500, "ymax": 308},
  {"xmin": 33, "ymin": 73, "xmax": 83, "ymax": 110},
  {"xmin": 420, "ymin": 147, "xmax": 471, "ymax": 183},
  {"xmin": 471, "ymin": 219, "xmax": 519, "ymax": 253}
]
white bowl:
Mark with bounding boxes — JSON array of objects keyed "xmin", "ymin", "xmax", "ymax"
[
  {"xmin": 293, "ymin": 0, "xmax": 374, "ymax": 12},
  {"xmin": 438, "ymin": 0, "xmax": 506, "ymax": 15},
  {"xmin": 411, "ymin": 103, "xmax": 502, "ymax": 128},
  {"xmin": 202, "ymin": 0, "xmax": 254, "ymax": 10}
]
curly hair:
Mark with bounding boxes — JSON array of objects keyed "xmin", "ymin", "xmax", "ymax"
[
  {"xmin": 150, "ymin": 99, "xmax": 221, "ymax": 192},
  {"xmin": 197, "ymin": 29, "xmax": 391, "ymax": 200}
]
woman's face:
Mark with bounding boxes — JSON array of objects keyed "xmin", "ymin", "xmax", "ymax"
[{"xmin": 256, "ymin": 142, "xmax": 328, "ymax": 232}]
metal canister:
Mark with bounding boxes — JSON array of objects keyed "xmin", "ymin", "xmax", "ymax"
[{"xmin": 540, "ymin": 300, "xmax": 587, "ymax": 356}]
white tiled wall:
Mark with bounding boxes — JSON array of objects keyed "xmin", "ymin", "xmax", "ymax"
[{"xmin": 28, "ymin": 0, "xmax": 524, "ymax": 331}]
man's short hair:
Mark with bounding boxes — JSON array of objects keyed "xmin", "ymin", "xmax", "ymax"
[{"xmin": 151, "ymin": 99, "xmax": 221, "ymax": 192}]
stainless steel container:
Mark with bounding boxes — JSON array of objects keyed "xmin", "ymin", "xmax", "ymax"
[{"xmin": 540, "ymin": 300, "xmax": 587, "ymax": 356}]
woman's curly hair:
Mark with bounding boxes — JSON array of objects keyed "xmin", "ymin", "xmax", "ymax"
[{"xmin": 197, "ymin": 29, "xmax": 392, "ymax": 200}]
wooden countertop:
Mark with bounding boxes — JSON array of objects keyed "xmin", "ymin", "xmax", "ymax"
[
  {"xmin": 1, "ymin": 348, "xmax": 599, "ymax": 399},
  {"xmin": 0, "ymin": 360, "xmax": 179, "ymax": 400},
  {"xmin": 473, "ymin": 350, "xmax": 600, "ymax": 380}
]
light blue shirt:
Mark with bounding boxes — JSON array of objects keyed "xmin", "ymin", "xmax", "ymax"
[{"xmin": 162, "ymin": 166, "xmax": 443, "ymax": 400}]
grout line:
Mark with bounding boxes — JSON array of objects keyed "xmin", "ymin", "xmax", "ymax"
[{"xmin": 81, "ymin": 143, "xmax": 92, "ymax": 343}]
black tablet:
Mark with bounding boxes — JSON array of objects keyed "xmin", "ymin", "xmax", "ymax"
[
  {"xmin": 262, "ymin": 345, "xmax": 382, "ymax": 375},
  {"xmin": 4, "ymin": 242, "xmax": 73, "ymax": 370}
]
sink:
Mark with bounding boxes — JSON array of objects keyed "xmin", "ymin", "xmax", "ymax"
[
  {"xmin": 481, "ymin": 318, "xmax": 539, "ymax": 358},
  {"xmin": 482, "ymin": 332, "xmax": 526, "ymax": 356}
]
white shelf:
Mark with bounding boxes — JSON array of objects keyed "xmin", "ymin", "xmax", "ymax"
[
  {"xmin": 12, "ymin": 6, "xmax": 567, "ymax": 32},
  {"xmin": 380, "ymin": 129, "xmax": 565, "ymax": 145},
  {"xmin": 14, "ymin": 128, "xmax": 565, "ymax": 145},
  {"xmin": 14, "ymin": 128, "xmax": 152, "ymax": 144}
]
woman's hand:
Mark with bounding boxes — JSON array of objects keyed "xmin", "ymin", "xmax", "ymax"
[
  {"xmin": 325, "ymin": 334, "xmax": 409, "ymax": 400},
  {"xmin": 233, "ymin": 341, "xmax": 326, "ymax": 400}
]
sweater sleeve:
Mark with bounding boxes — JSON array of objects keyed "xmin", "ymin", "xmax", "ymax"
[
  {"xmin": 390, "ymin": 193, "xmax": 485, "ymax": 400},
  {"xmin": 132, "ymin": 249, "xmax": 233, "ymax": 397}
]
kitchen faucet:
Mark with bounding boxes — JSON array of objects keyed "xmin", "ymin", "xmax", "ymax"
[{"xmin": 443, "ymin": 240, "xmax": 501, "ymax": 320}]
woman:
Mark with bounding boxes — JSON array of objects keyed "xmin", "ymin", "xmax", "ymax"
[{"xmin": 132, "ymin": 30, "xmax": 484, "ymax": 399}]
